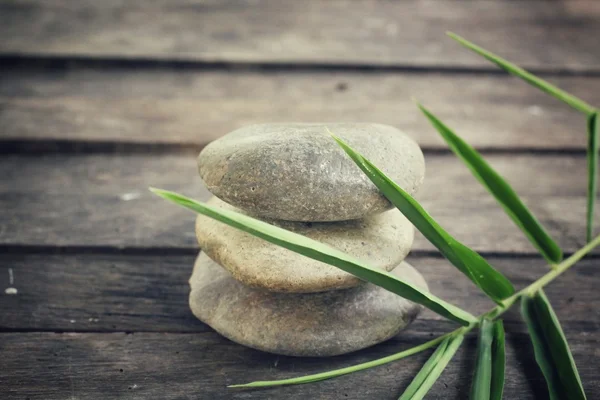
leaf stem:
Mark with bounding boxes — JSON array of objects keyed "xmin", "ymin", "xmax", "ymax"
[
  {"xmin": 228, "ymin": 333, "xmax": 453, "ymax": 388},
  {"xmin": 523, "ymin": 234, "xmax": 600, "ymax": 296},
  {"xmin": 486, "ymin": 233, "xmax": 600, "ymax": 318},
  {"xmin": 229, "ymin": 234, "xmax": 600, "ymax": 389}
]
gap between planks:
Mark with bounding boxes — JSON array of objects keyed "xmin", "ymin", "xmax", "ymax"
[
  {"xmin": 2, "ymin": 244, "xmax": 600, "ymax": 260},
  {"xmin": 0, "ymin": 139, "xmax": 591, "ymax": 156},
  {"xmin": 5, "ymin": 54, "xmax": 600, "ymax": 78}
]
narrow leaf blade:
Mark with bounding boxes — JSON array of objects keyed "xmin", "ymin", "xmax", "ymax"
[
  {"xmin": 150, "ymin": 188, "xmax": 476, "ymax": 326},
  {"xmin": 490, "ymin": 320, "xmax": 506, "ymax": 400},
  {"xmin": 398, "ymin": 338, "xmax": 449, "ymax": 400},
  {"xmin": 534, "ymin": 290, "xmax": 586, "ymax": 399},
  {"xmin": 448, "ymin": 32, "xmax": 595, "ymax": 116},
  {"xmin": 418, "ymin": 104, "xmax": 563, "ymax": 264},
  {"xmin": 399, "ymin": 334, "xmax": 465, "ymax": 400},
  {"xmin": 332, "ymin": 135, "xmax": 515, "ymax": 303},
  {"xmin": 470, "ymin": 319, "xmax": 495, "ymax": 400},
  {"xmin": 521, "ymin": 290, "xmax": 587, "ymax": 400},
  {"xmin": 587, "ymin": 112, "xmax": 599, "ymax": 242},
  {"xmin": 521, "ymin": 293, "xmax": 565, "ymax": 400}
]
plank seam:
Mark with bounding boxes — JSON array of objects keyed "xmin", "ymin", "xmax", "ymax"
[
  {"xmin": 0, "ymin": 139, "xmax": 589, "ymax": 156},
  {"xmin": 1, "ymin": 244, "xmax": 597, "ymax": 259},
  {"xmin": 3, "ymin": 54, "xmax": 600, "ymax": 77}
]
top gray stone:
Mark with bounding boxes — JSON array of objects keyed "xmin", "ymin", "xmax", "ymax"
[{"xmin": 198, "ymin": 123, "xmax": 425, "ymax": 221}]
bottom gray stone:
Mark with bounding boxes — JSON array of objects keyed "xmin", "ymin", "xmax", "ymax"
[{"xmin": 189, "ymin": 252, "xmax": 428, "ymax": 357}]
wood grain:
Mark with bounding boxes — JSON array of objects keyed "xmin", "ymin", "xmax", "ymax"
[
  {"xmin": 1, "ymin": 64, "xmax": 598, "ymax": 150},
  {"xmin": 0, "ymin": 153, "xmax": 593, "ymax": 253},
  {"xmin": 0, "ymin": 329, "xmax": 598, "ymax": 399},
  {"xmin": 1, "ymin": 0, "xmax": 600, "ymax": 71},
  {"xmin": 2, "ymin": 1, "xmax": 599, "ymax": 398},
  {"xmin": 1, "ymin": 253, "xmax": 598, "ymax": 334}
]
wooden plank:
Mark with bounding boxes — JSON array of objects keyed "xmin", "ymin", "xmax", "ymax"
[
  {"xmin": 0, "ymin": 153, "xmax": 592, "ymax": 253},
  {"xmin": 0, "ymin": 253, "xmax": 205, "ymax": 333},
  {"xmin": 1, "ymin": 253, "xmax": 598, "ymax": 333},
  {"xmin": 1, "ymin": 1, "xmax": 600, "ymax": 71},
  {"xmin": 1, "ymin": 65, "xmax": 598, "ymax": 151},
  {"xmin": 0, "ymin": 329, "xmax": 598, "ymax": 399}
]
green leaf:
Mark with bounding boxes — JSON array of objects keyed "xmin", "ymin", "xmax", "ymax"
[
  {"xmin": 332, "ymin": 135, "xmax": 515, "ymax": 304},
  {"xmin": 231, "ymin": 334, "xmax": 448, "ymax": 388},
  {"xmin": 490, "ymin": 320, "xmax": 506, "ymax": 400},
  {"xmin": 470, "ymin": 319, "xmax": 494, "ymax": 400},
  {"xmin": 470, "ymin": 319, "xmax": 505, "ymax": 400},
  {"xmin": 399, "ymin": 338, "xmax": 449, "ymax": 400},
  {"xmin": 399, "ymin": 338, "xmax": 450, "ymax": 400},
  {"xmin": 418, "ymin": 104, "xmax": 563, "ymax": 264},
  {"xmin": 150, "ymin": 188, "xmax": 476, "ymax": 326},
  {"xmin": 398, "ymin": 333, "xmax": 465, "ymax": 400},
  {"xmin": 521, "ymin": 290, "xmax": 587, "ymax": 400},
  {"xmin": 447, "ymin": 32, "xmax": 596, "ymax": 116},
  {"xmin": 587, "ymin": 112, "xmax": 599, "ymax": 243}
]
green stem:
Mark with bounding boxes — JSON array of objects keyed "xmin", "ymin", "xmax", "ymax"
[
  {"xmin": 229, "ymin": 333, "xmax": 453, "ymax": 388},
  {"xmin": 524, "ymin": 234, "xmax": 600, "ymax": 295},
  {"xmin": 486, "ymin": 234, "xmax": 600, "ymax": 318},
  {"xmin": 230, "ymin": 234, "xmax": 600, "ymax": 389}
]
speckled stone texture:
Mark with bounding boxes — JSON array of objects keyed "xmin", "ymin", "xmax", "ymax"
[
  {"xmin": 195, "ymin": 196, "xmax": 415, "ymax": 293},
  {"xmin": 189, "ymin": 252, "xmax": 428, "ymax": 357},
  {"xmin": 189, "ymin": 122, "xmax": 428, "ymax": 356},
  {"xmin": 197, "ymin": 123, "xmax": 425, "ymax": 221}
]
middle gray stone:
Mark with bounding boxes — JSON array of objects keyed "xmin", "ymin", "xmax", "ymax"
[{"xmin": 196, "ymin": 196, "xmax": 415, "ymax": 293}]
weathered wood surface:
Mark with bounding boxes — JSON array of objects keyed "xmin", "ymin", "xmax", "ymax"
[
  {"xmin": 1, "ymin": 63, "xmax": 598, "ymax": 151},
  {"xmin": 1, "ymin": 328, "xmax": 598, "ymax": 400},
  {"xmin": 1, "ymin": 253, "xmax": 598, "ymax": 334},
  {"xmin": 3, "ymin": 1, "xmax": 600, "ymax": 398},
  {"xmin": 0, "ymin": 153, "xmax": 593, "ymax": 253},
  {"xmin": 2, "ymin": 0, "xmax": 600, "ymax": 72}
]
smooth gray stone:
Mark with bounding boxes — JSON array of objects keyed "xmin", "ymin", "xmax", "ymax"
[
  {"xmin": 189, "ymin": 252, "xmax": 428, "ymax": 357},
  {"xmin": 196, "ymin": 196, "xmax": 414, "ymax": 293},
  {"xmin": 198, "ymin": 123, "xmax": 425, "ymax": 221}
]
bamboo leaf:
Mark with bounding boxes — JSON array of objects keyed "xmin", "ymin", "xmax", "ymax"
[
  {"xmin": 398, "ymin": 338, "xmax": 449, "ymax": 400},
  {"xmin": 418, "ymin": 104, "xmax": 563, "ymax": 264},
  {"xmin": 470, "ymin": 319, "xmax": 505, "ymax": 400},
  {"xmin": 490, "ymin": 320, "xmax": 506, "ymax": 400},
  {"xmin": 521, "ymin": 290, "xmax": 587, "ymax": 400},
  {"xmin": 150, "ymin": 188, "xmax": 476, "ymax": 326},
  {"xmin": 587, "ymin": 112, "xmax": 599, "ymax": 242},
  {"xmin": 332, "ymin": 135, "xmax": 515, "ymax": 303},
  {"xmin": 398, "ymin": 334, "xmax": 465, "ymax": 400},
  {"xmin": 447, "ymin": 32, "xmax": 596, "ymax": 116},
  {"xmin": 230, "ymin": 335, "xmax": 448, "ymax": 388},
  {"xmin": 470, "ymin": 319, "xmax": 494, "ymax": 400}
]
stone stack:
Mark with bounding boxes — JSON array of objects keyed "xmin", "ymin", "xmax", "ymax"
[{"xmin": 190, "ymin": 123, "xmax": 428, "ymax": 357}]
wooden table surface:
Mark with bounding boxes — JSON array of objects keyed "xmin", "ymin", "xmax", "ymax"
[{"xmin": 1, "ymin": 1, "xmax": 599, "ymax": 399}]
